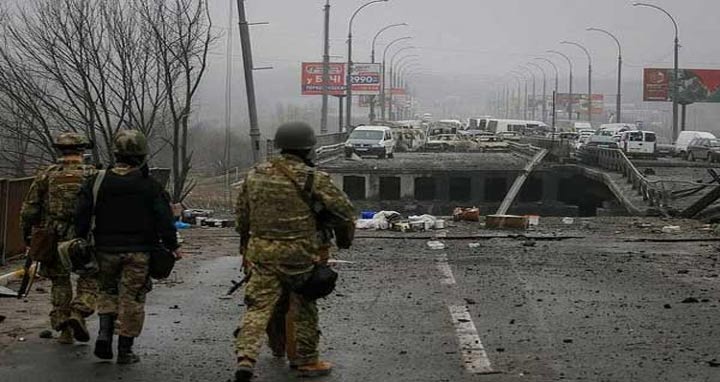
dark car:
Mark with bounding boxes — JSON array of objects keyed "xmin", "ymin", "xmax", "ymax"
[{"xmin": 686, "ymin": 138, "xmax": 720, "ymax": 162}]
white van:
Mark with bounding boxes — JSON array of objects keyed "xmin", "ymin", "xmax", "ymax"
[
  {"xmin": 675, "ymin": 131, "xmax": 717, "ymax": 157},
  {"xmin": 619, "ymin": 131, "xmax": 657, "ymax": 157},
  {"xmin": 344, "ymin": 126, "xmax": 396, "ymax": 159}
]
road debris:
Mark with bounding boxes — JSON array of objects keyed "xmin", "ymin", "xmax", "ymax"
[{"xmin": 426, "ymin": 241, "xmax": 445, "ymax": 250}]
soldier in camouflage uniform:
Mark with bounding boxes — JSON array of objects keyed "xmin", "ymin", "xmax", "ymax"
[
  {"xmin": 234, "ymin": 122, "xmax": 356, "ymax": 382},
  {"xmin": 75, "ymin": 130, "xmax": 180, "ymax": 364},
  {"xmin": 20, "ymin": 132, "xmax": 98, "ymax": 345}
]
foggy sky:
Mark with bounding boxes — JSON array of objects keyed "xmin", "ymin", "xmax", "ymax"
[{"xmin": 195, "ymin": 0, "xmax": 720, "ymax": 131}]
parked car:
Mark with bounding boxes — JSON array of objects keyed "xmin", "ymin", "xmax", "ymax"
[
  {"xmin": 618, "ymin": 130, "xmax": 657, "ymax": 157},
  {"xmin": 344, "ymin": 125, "xmax": 396, "ymax": 159},
  {"xmin": 425, "ymin": 134, "xmax": 463, "ymax": 151},
  {"xmin": 686, "ymin": 138, "xmax": 720, "ymax": 162},
  {"xmin": 675, "ymin": 131, "xmax": 717, "ymax": 157}
]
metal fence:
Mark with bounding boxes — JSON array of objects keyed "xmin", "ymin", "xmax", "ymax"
[
  {"xmin": 0, "ymin": 177, "xmax": 33, "ymax": 265},
  {"xmin": 265, "ymin": 132, "xmax": 348, "ymax": 161}
]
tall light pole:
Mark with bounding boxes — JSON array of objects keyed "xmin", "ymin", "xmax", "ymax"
[
  {"xmin": 588, "ymin": 27, "xmax": 622, "ymax": 123},
  {"xmin": 536, "ymin": 57, "xmax": 559, "ymax": 130},
  {"xmin": 346, "ymin": 0, "xmax": 388, "ymax": 131},
  {"xmin": 396, "ymin": 60, "xmax": 420, "ymax": 119},
  {"xmin": 633, "ymin": 2, "xmax": 680, "ymax": 139},
  {"xmin": 509, "ymin": 74, "xmax": 523, "ymax": 119},
  {"xmin": 389, "ymin": 47, "xmax": 416, "ymax": 120},
  {"xmin": 511, "ymin": 70, "xmax": 529, "ymax": 120},
  {"xmin": 528, "ymin": 62, "xmax": 547, "ymax": 124},
  {"xmin": 548, "ymin": 50, "xmax": 574, "ymax": 122},
  {"xmin": 381, "ymin": 36, "xmax": 412, "ymax": 120},
  {"xmin": 519, "ymin": 66, "xmax": 536, "ymax": 121},
  {"xmin": 320, "ymin": 0, "xmax": 331, "ymax": 133},
  {"xmin": 562, "ymin": 41, "xmax": 593, "ymax": 125},
  {"xmin": 369, "ymin": 22, "xmax": 407, "ymax": 121}
]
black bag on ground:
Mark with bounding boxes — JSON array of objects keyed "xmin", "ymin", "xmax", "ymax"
[
  {"xmin": 293, "ymin": 264, "xmax": 338, "ymax": 300},
  {"xmin": 149, "ymin": 247, "xmax": 175, "ymax": 279}
]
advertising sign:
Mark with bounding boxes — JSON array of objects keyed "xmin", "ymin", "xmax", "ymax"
[
  {"xmin": 644, "ymin": 68, "xmax": 720, "ymax": 103},
  {"xmin": 556, "ymin": 94, "xmax": 604, "ymax": 115},
  {"xmin": 350, "ymin": 63, "xmax": 381, "ymax": 95},
  {"xmin": 301, "ymin": 62, "xmax": 345, "ymax": 96}
]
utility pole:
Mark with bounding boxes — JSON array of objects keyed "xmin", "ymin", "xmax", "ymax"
[
  {"xmin": 224, "ymin": 0, "xmax": 234, "ymax": 206},
  {"xmin": 320, "ymin": 0, "xmax": 330, "ymax": 134},
  {"xmin": 237, "ymin": 0, "xmax": 260, "ymax": 163}
]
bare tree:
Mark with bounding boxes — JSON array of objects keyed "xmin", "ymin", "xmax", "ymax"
[
  {"xmin": 0, "ymin": 0, "xmax": 215, "ymax": 202},
  {"xmin": 139, "ymin": 0, "xmax": 215, "ymax": 203}
]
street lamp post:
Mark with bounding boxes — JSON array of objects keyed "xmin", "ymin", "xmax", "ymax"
[
  {"xmin": 397, "ymin": 62, "xmax": 420, "ymax": 119},
  {"xmin": 389, "ymin": 47, "xmax": 416, "ymax": 120},
  {"xmin": 588, "ymin": 27, "xmax": 623, "ymax": 123},
  {"xmin": 381, "ymin": 36, "xmax": 412, "ymax": 120},
  {"xmin": 561, "ymin": 41, "xmax": 593, "ymax": 125},
  {"xmin": 520, "ymin": 66, "xmax": 537, "ymax": 121},
  {"xmin": 548, "ymin": 50, "xmax": 574, "ymax": 122},
  {"xmin": 346, "ymin": 0, "xmax": 388, "ymax": 131},
  {"xmin": 369, "ymin": 22, "xmax": 407, "ymax": 121},
  {"xmin": 633, "ymin": 2, "xmax": 680, "ymax": 139},
  {"xmin": 528, "ymin": 62, "xmax": 547, "ymax": 124},
  {"xmin": 511, "ymin": 71, "xmax": 529, "ymax": 120},
  {"xmin": 535, "ymin": 58, "xmax": 560, "ymax": 130}
]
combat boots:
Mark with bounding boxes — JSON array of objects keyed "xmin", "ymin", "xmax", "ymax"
[
  {"xmin": 57, "ymin": 328, "xmax": 74, "ymax": 345},
  {"xmin": 66, "ymin": 311, "xmax": 90, "ymax": 342},
  {"xmin": 234, "ymin": 358, "xmax": 255, "ymax": 382},
  {"xmin": 116, "ymin": 336, "xmax": 140, "ymax": 364},
  {"xmin": 94, "ymin": 314, "xmax": 115, "ymax": 360},
  {"xmin": 295, "ymin": 360, "xmax": 333, "ymax": 377}
]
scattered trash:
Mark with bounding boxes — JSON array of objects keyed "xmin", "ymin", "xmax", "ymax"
[
  {"xmin": 0, "ymin": 315, "xmax": 5, "ymax": 323},
  {"xmin": 681, "ymin": 297, "xmax": 699, "ymax": 304},
  {"xmin": 181, "ymin": 209, "xmax": 213, "ymax": 224},
  {"xmin": 468, "ymin": 243, "xmax": 481, "ymax": 249},
  {"xmin": 562, "ymin": 217, "xmax": 575, "ymax": 225},
  {"xmin": 663, "ymin": 304, "xmax": 672, "ymax": 309},
  {"xmin": 523, "ymin": 240, "xmax": 536, "ymax": 247},
  {"xmin": 39, "ymin": 330, "xmax": 53, "ymax": 339},
  {"xmin": 174, "ymin": 221, "xmax": 191, "ymax": 230},
  {"xmin": 200, "ymin": 218, "xmax": 234, "ymax": 228},
  {"xmin": 661, "ymin": 225, "xmax": 681, "ymax": 234},
  {"xmin": 464, "ymin": 298, "xmax": 477, "ymax": 305},
  {"xmin": 409, "ymin": 215, "xmax": 437, "ymax": 231},
  {"xmin": 435, "ymin": 219, "xmax": 447, "ymax": 229},
  {"xmin": 453, "ymin": 207, "xmax": 480, "ymax": 222},
  {"xmin": 426, "ymin": 241, "xmax": 445, "ymax": 250},
  {"xmin": 562, "ymin": 339, "xmax": 573, "ymax": 344},
  {"xmin": 360, "ymin": 211, "xmax": 376, "ymax": 219},
  {"xmin": 18, "ymin": 337, "xmax": 25, "ymax": 342},
  {"xmin": 707, "ymin": 359, "xmax": 720, "ymax": 368}
]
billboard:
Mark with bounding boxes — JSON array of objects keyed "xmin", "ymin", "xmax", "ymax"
[
  {"xmin": 349, "ymin": 63, "xmax": 381, "ymax": 95},
  {"xmin": 556, "ymin": 94, "xmax": 604, "ymax": 115},
  {"xmin": 644, "ymin": 68, "xmax": 720, "ymax": 103},
  {"xmin": 301, "ymin": 62, "xmax": 345, "ymax": 96}
]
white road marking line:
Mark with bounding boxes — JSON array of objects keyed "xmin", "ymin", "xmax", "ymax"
[
  {"xmin": 435, "ymin": 253, "xmax": 456, "ymax": 285},
  {"xmin": 448, "ymin": 305, "xmax": 495, "ymax": 374}
]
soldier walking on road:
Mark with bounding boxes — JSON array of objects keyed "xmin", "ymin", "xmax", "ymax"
[
  {"xmin": 233, "ymin": 122, "xmax": 356, "ymax": 382},
  {"xmin": 75, "ymin": 130, "xmax": 181, "ymax": 364},
  {"xmin": 20, "ymin": 133, "xmax": 98, "ymax": 345}
]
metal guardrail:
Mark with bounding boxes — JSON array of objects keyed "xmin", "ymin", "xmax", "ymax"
[
  {"xmin": 580, "ymin": 146, "xmax": 668, "ymax": 208},
  {"xmin": 316, "ymin": 143, "xmax": 345, "ymax": 162},
  {"xmin": 507, "ymin": 141, "xmax": 544, "ymax": 157}
]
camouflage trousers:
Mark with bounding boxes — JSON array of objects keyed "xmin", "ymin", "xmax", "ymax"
[
  {"xmin": 96, "ymin": 252, "xmax": 151, "ymax": 338},
  {"xmin": 40, "ymin": 255, "xmax": 97, "ymax": 330},
  {"xmin": 236, "ymin": 266, "xmax": 320, "ymax": 366}
]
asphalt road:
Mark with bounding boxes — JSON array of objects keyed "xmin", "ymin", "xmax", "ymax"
[{"xmin": 2, "ymin": 219, "xmax": 720, "ymax": 382}]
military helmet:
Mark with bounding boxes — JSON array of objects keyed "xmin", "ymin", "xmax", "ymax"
[
  {"xmin": 274, "ymin": 122, "xmax": 317, "ymax": 150},
  {"xmin": 53, "ymin": 132, "xmax": 90, "ymax": 149},
  {"xmin": 113, "ymin": 129, "xmax": 148, "ymax": 157}
]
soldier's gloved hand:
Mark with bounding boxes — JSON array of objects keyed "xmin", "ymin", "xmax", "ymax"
[{"xmin": 173, "ymin": 249, "xmax": 184, "ymax": 260}]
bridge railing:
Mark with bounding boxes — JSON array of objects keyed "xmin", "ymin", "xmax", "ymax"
[
  {"xmin": 507, "ymin": 141, "xmax": 544, "ymax": 157},
  {"xmin": 520, "ymin": 136, "xmax": 575, "ymax": 159},
  {"xmin": 580, "ymin": 146, "xmax": 668, "ymax": 207}
]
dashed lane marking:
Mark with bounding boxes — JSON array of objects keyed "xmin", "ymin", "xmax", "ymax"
[
  {"xmin": 435, "ymin": 253, "xmax": 456, "ymax": 285},
  {"xmin": 448, "ymin": 305, "xmax": 496, "ymax": 375}
]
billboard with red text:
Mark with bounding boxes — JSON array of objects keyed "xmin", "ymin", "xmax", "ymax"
[
  {"xmin": 644, "ymin": 68, "xmax": 720, "ymax": 103},
  {"xmin": 301, "ymin": 62, "xmax": 345, "ymax": 96}
]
